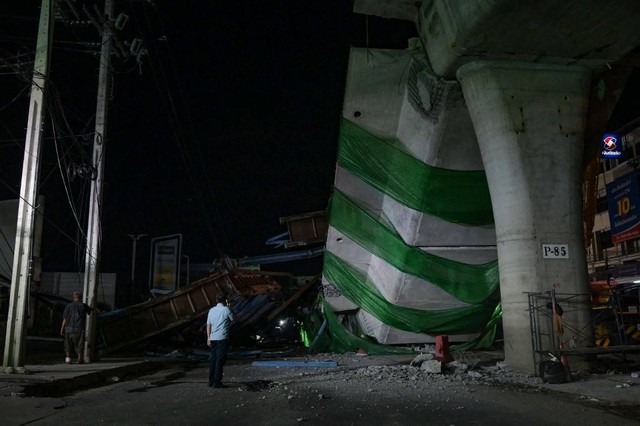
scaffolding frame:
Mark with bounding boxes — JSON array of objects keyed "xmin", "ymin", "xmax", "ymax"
[
  {"xmin": 528, "ymin": 289, "xmax": 640, "ymax": 374},
  {"xmin": 527, "ymin": 290, "xmax": 593, "ymax": 374}
]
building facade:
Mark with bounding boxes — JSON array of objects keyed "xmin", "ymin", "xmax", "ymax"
[{"xmin": 589, "ymin": 122, "xmax": 640, "ymax": 284}]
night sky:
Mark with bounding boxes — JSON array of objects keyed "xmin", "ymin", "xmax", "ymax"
[
  {"xmin": 0, "ymin": 2, "xmax": 417, "ymax": 284},
  {"xmin": 3, "ymin": 2, "xmax": 638, "ymax": 291}
]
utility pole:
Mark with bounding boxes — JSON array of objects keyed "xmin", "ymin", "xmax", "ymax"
[
  {"xmin": 3, "ymin": 0, "xmax": 55, "ymax": 373},
  {"xmin": 128, "ymin": 234, "xmax": 147, "ymax": 283},
  {"xmin": 83, "ymin": 0, "xmax": 114, "ymax": 363}
]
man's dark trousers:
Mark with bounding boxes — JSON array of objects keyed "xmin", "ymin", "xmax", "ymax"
[{"xmin": 209, "ymin": 339, "xmax": 229, "ymax": 386}]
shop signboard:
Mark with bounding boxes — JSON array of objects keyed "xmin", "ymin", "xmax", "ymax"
[
  {"xmin": 149, "ymin": 234, "xmax": 182, "ymax": 295},
  {"xmin": 606, "ymin": 172, "xmax": 640, "ymax": 244}
]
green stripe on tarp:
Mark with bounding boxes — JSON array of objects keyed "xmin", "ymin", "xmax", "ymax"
[
  {"xmin": 323, "ymin": 251, "xmax": 499, "ymax": 335},
  {"xmin": 337, "ymin": 118, "xmax": 494, "ymax": 226},
  {"xmin": 328, "ymin": 190, "xmax": 499, "ymax": 304}
]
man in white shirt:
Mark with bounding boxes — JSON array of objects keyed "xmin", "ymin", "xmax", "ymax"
[{"xmin": 206, "ymin": 293, "xmax": 235, "ymax": 388}]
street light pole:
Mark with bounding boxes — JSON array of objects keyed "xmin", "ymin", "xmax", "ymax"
[
  {"xmin": 128, "ymin": 234, "xmax": 147, "ymax": 283},
  {"xmin": 182, "ymin": 255, "xmax": 190, "ymax": 287}
]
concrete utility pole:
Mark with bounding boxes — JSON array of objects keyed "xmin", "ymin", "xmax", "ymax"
[
  {"xmin": 3, "ymin": 0, "xmax": 55, "ymax": 373},
  {"xmin": 83, "ymin": 0, "xmax": 114, "ymax": 363}
]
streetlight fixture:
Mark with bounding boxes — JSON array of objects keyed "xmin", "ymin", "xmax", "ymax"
[
  {"xmin": 128, "ymin": 234, "xmax": 147, "ymax": 283},
  {"xmin": 182, "ymin": 255, "xmax": 190, "ymax": 287}
]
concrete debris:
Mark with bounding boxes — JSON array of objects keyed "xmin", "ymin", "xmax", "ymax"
[
  {"xmin": 446, "ymin": 361, "xmax": 468, "ymax": 373},
  {"xmin": 420, "ymin": 360, "xmax": 443, "ymax": 374},
  {"xmin": 253, "ymin": 352, "xmax": 556, "ymax": 395},
  {"xmin": 409, "ymin": 353, "xmax": 434, "ymax": 367},
  {"xmin": 293, "ymin": 353, "xmax": 548, "ymax": 391}
]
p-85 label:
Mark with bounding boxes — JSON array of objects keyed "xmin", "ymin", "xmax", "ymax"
[{"xmin": 542, "ymin": 244, "xmax": 569, "ymax": 259}]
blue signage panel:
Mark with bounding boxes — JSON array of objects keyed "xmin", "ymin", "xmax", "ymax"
[
  {"xmin": 606, "ymin": 172, "xmax": 640, "ymax": 244},
  {"xmin": 600, "ymin": 133, "xmax": 623, "ymax": 159}
]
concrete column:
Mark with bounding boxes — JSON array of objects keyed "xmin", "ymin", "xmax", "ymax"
[{"xmin": 457, "ymin": 61, "xmax": 593, "ymax": 372}]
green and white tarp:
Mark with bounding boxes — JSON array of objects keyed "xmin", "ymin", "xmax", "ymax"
[
  {"xmin": 336, "ymin": 119, "xmax": 493, "ymax": 226},
  {"xmin": 321, "ymin": 117, "xmax": 501, "ymax": 350}
]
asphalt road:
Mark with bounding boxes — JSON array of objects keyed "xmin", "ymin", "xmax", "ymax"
[{"xmin": 3, "ymin": 358, "xmax": 639, "ymax": 426}]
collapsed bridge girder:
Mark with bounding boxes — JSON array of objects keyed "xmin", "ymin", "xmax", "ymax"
[{"xmin": 95, "ymin": 271, "xmax": 281, "ymax": 355}]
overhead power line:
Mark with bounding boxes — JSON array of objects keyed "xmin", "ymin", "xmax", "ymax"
[{"xmin": 131, "ymin": 2, "xmax": 230, "ymax": 257}]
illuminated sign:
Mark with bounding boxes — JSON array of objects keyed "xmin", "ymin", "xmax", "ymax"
[
  {"xmin": 600, "ymin": 133, "xmax": 623, "ymax": 159},
  {"xmin": 149, "ymin": 234, "xmax": 182, "ymax": 294},
  {"xmin": 606, "ymin": 173, "xmax": 640, "ymax": 244}
]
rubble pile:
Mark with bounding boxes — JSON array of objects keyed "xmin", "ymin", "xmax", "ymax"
[
  {"xmin": 250, "ymin": 351, "xmax": 544, "ymax": 396},
  {"xmin": 335, "ymin": 360, "xmax": 540, "ymax": 388}
]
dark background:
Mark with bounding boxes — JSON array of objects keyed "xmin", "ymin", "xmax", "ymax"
[
  {"xmin": 1, "ymin": 2, "xmax": 639, "ymax": 303},
  {"xmin": 0, "ymin": 1, "xmax": 417, "ymax": 296}
]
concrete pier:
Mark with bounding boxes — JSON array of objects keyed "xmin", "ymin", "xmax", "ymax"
[{"xmin": 458, "ymin": 61, "xmax": 593, "ymax": 371}]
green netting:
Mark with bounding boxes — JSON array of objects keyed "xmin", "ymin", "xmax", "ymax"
[
  {"xmin": 337, "ymin": 118, "xmax": 494, "ymax": 226},
  {"xmin": 301, "ymin": 310, "xmax": 332, "ymax": 351},
  {"xmin": 451, "ymin": 302, "xmax": 502, "ymax": 352},
  {"xmin": 306, "ymin": 298, "xmax": 417, "ymax": 355},
  {"xmin": 324, "ymin": 251, "xmax": 499, "ymax": 335},
  {"xmin": 329, "ymin": 189, "xmax": 499, "ymax": 304}
]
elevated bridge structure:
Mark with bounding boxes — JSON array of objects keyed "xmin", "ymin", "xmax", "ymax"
[{"xmin": 323, "ymin": 0, "xmax": 640, "ymax": 372}]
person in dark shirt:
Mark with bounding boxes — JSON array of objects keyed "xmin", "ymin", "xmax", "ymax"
[{"xmin": 60, "ymin": 291, "xmax": 92, "ymax": 364}]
